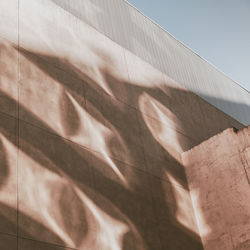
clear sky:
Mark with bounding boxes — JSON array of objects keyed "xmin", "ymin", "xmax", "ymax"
[{"xmin": 126, "ymin": 0, "xmax": 250, "ymax": 92}]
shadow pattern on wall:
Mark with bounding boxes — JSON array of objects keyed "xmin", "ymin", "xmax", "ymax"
[
  {"xmin": 51, "ymin": 0, "xmax": 250, "ymax": 126},
  {"xmin": 0, "ymin": 34, "xmax": 244, "ymax": 249}
]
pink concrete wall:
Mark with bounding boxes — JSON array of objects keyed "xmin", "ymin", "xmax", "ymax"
[
  {"xmin": 182, "ymin": 127, "xmax": 250, "ymax": 250},
  {"xmin": 0, "ymin": 1, "xmax": 247, "ymax": 249}
]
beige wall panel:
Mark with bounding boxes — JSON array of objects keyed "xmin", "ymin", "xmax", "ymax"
[
  {"xmin": 0, "ymin": 37, "xmax": 18, "ymax": 117},
  {"xmin": 85, "ymin": 91, "xmax": 146, "ymax": 171},
  {"xmin": 124, "ymin": 49, "xmax": 202, "ymax": 143},
  {"xmin": 19, "ymin": 0, "xmax": 129, "ymax": 98},
  {"xmin": 124, "ymin": 48, "xmax": 243, "ymax": 149},
  {"xmin": 16, "ymin": 115, "xmax": 204, "ymax": 249},
  {"xmin": 0, "ymin": 0, "xmax": 18, "ymax": 44},
  {"xmin": 19, "ymin": 238, "xmax": 75, "ymax": 250},
  {"xmin": 0, "ymin": 113, "xmax": 17, "ymax": 236},
  {"xmin": 19, "ymin": 51, "xmax": 86, "ymax": 141},
  {"xmin": 149, "ymin": 176, "xmax": 202, "ymax": 250},
  {"xmin": 0, "ymin": 234, "xmax": 17, "ymax": 250},
  {"xmin": 91, "ymin": 150, "xmax": 203, "ymax": 249},
  {"xmin": 124, "ymin": 48, "xmax": 167, "ymax": 110},
  {"xmin": 17, "ymin": 119, "xmax": 204, "ymax": 249},
  {"xmin": 91, "ymin": 150, "xmax": 162, "ymax": 250},
  {"xmin": 18, "ymin": 121, "xmax": 94, "ymax": 248},
  {"xmin": 137, "ymin": 110, "xmax": 195, "ymax": 187},
  {"xmin": 19, "ymin": 48, "xmax": 147, "ymax": 171}
]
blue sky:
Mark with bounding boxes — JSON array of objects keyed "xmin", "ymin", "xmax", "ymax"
[{"xmin": 126, "ymin": 0, "xmax": 250, "ymax": 91}]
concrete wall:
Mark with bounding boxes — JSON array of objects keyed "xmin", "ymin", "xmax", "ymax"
[
  {"xmin": 182, "ymin": 127, "xmax": 250, "ymax": 250},
  {"xmin": 0, "ymin": 0, "xmax": 248, "ymax": 249}
]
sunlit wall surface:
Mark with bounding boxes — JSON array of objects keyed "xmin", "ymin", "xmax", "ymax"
[
  {"xmin": 0, "ymin": 0, "xmax": 248, "ymax": 249},
  {"xmin": 50, "ymin": 0, "xmax": 250, "ymax": 126}
]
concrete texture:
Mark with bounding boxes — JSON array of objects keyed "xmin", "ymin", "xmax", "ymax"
[
  {"xmin": 182, "ymin": 127, "xmax": 250, "ymax": 250},
  {"xmin": 0, "ymin": 38, "xmax": 18, "ymax": 117},
  {"xmin": 0, "ymin": 0, "xmax": 18, "ymax": 44},
  {"xmin": 0, "ymin": 113, "xmax": 17, "ymax": 236},
  {"xmin": 0, "ymin": 0, "xmax": 249, "ymax": 249},
  {"xmin": 0, "ymin": 234, "xmax": 17, "ymax": 250}
]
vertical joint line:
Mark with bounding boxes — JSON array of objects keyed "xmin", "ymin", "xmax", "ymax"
[{"xmin": 17, "ymin": 0, "xmax": 20, "ymax": 248}]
